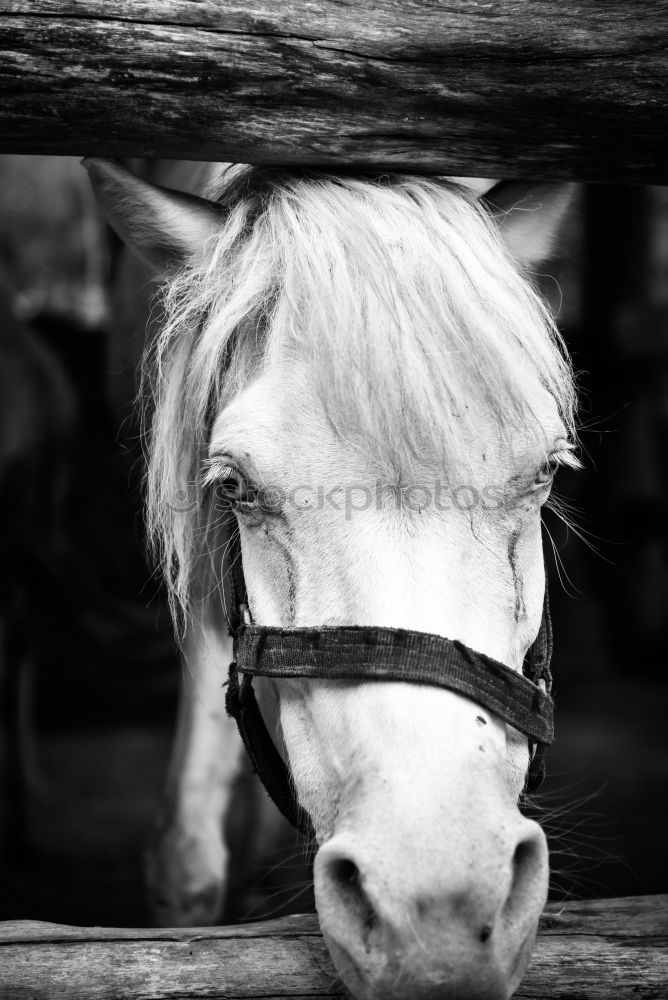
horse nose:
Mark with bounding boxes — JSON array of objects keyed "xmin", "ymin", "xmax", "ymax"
[{"xmin": 314, "ymin": 819, "xmax": 548, "ymax": 1000}]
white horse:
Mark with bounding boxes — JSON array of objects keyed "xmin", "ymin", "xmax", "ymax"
[{"xmin": 86, "ymin": 158, "xmax": 577, "ymax": 1000}]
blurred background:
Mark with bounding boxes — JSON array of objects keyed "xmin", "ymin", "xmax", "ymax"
[{"xmin": 0, "ymin": 155, "xmax": 666, "ymax": 926}]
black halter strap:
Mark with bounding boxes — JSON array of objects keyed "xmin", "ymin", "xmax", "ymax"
[{"xmin": 224, "ymin": 534, "xmax": 554, "ymax": 839}]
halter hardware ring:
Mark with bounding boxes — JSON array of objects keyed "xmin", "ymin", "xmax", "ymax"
[{"xmin": 239, "ymin": 670, "xmax": 254, "ymax": 706}]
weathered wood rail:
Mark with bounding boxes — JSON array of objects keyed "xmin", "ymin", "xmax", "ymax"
[
  {"xmin": 0, "ymin": 895, "xmax": 666, "ymax": 999},
  {"xmin": 1, "ymin": 2, "xmax": 667, "ymax": 182}
]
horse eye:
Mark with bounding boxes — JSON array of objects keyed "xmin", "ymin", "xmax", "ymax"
[
  {"xmin": 534, "ymin": 455, "xmax": 560, "ymax": 486},
  {"xmin": 215, "ymin": 466, "xmax": 257, "ymax": 506}
]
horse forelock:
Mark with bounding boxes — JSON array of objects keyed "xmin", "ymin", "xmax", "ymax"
[{"xmin": 143, "ymin": 167, "xmax": 578, "ymax": 615}]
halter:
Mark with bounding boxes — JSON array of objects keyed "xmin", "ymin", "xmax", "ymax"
[{"xmin": 224, "ymin": 533, "xmax": 554, "ymax": 840}]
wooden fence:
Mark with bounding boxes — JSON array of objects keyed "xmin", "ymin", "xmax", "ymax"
[
  {"xmin": 0, "ymin": 895, "xmax": 666, "ymax": 998},
  {"xmin": 1, "ymin": 1, "xmax": 667, "ymax": 182},
  {"xmin": 1, "ymin": 4, "xmax": 667, "ymax": 998}
]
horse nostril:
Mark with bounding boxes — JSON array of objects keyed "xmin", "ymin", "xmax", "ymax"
[
  {"xmin": 324, "ymin": 854, "xmax": 378, "ymax": 937},
  {"xmin": 503, "ymin": 823, "xmax": 548, "ymax": 929},
  {"xmin": 331, "ymin": 856, "xmax": 360, "ymax": 888}
]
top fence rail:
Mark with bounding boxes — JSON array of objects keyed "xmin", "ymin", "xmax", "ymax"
[{"xmin": 1, "ymin": 1, "xmax": 667, "ymax": 182}]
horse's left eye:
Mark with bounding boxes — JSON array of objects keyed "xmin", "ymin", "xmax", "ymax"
[{"xmin": 534, "ymin": 455, "xmax": 560, "ymax": 487}]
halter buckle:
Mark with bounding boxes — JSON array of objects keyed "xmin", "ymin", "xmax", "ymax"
[{"xmin": 226, "ymin": 659, "xmax": 254, "ymax": 713}]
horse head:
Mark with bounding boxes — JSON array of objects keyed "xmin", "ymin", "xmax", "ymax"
[{"xmin": 86, "ymin": 158, "xmax": 577, "ymax": 1000}]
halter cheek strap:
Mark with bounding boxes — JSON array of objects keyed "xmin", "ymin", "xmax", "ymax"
[{"xmin": 224, "ymin": 535, "xmax": 554, "ymax": 839}]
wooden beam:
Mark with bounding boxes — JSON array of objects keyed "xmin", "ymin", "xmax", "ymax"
[
  {"xmin": 1, "ymin": 2, "xmax": 667, "ymax": 182},
  {"xmin": 0, "ymin": 895, "xmax": 666, "ymax": 998}
]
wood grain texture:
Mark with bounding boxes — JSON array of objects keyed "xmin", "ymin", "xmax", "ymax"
[
  {"xmin": 0, "ymin": 1, "xmax": 667, "ymax": 181},
  {"xmin": 0, "ymin": 895, "xmax": 666, "ymax": 998}
]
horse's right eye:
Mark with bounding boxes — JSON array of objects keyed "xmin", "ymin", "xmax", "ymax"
[{"xmin": 215, "ymin": 466, "xmax": 256, "ymax": 507}]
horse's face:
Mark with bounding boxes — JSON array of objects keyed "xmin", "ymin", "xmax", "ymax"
[
  {"xmin": 209, "ymin": 365, "xmax": 560, "ymax": 999},
  {"xmin": 86, "ymin": 160, "xmax": 576, "ymax": 1000}
]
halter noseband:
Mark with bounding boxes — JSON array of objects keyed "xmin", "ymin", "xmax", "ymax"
[{"xmin": 224, "ymin": 534, "xmax": 554, "ymax": 840}]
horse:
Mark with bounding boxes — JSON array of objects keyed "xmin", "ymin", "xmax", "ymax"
[{"xmin": 85, "ymin": 157, "xmax": 577, "ymax": 1000}]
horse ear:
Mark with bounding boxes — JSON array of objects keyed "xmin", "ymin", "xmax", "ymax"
[
  {"xmin": 82, "ymin": 158, "xmax": 223, "ymax": 273},
  {"xmin": 484, "ymin": 181, "xmax": 576, "ymax": 267}
]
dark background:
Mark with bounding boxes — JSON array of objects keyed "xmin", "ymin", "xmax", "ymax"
[{"xmin": 0, "ymin": 156, "xmax": 666, "ymax": 927}]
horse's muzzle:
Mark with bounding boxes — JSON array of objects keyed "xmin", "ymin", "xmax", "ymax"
[{"xmin": 313, "ymin": 813, "xmax": 548, "ymax": 1000}]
